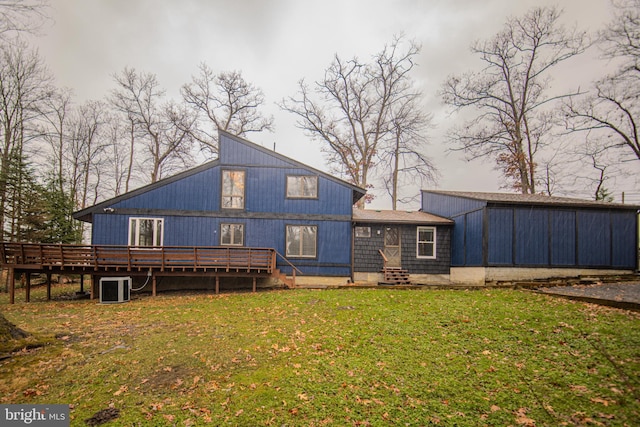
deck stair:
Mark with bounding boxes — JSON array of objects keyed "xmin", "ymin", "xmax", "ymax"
[
  {"xmin": 273, "ymin": 269, "xmax": 296, "ymax": 289},
  {"xmin": 381, "ymin": 267, "xmax": 411, "ymax": 285}
]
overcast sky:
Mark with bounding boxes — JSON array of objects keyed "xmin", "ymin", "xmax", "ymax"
[{"xmin": 32, "ymin": 0, "xmax": 638, "ymax": 208}]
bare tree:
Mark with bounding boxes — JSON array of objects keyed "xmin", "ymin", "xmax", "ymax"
[
  {"xmin": 564, "ymin": 0, "xmax": 639, "ymax": 163},
  {"xmin": 181, "ymin": 64, "xmax": 273, "ymax": 157},
  {"xmin": 0, "ymin": 42, "xmax": 53, "ymax": 240},
  {"xmin": 281, "ymin": 36, "xmax": 432, "ymax": 206},
  {"xmin": 39, "ymin": 87, "xmax": 73, "ymax": 194},
  {"xmin": 102, "ymin": 116, "xmax": 131, "ymax": 197},
  {"xmin": 67, "ymin": 100, "xmax": 109, "ymax": 211},
  {"xmin": 0, "ymin": 0, "xmax": 49, "ymax": 41},
  {"xmin": 379, "ymin": 93, "xmax": 437, "ymax": 209},
  {"xmin": 442, "ymin": 7, "xmax": 587, "ymax": 194},
  {"xmin": 0, "ymin": 0, "xmax": 50, "ymax": 327},
  {"xmin": 110, "ymin": 67, "xmax": 194, "ymax": 183}
]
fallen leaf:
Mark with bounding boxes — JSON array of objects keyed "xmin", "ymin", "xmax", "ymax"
[
  {"xmin": 113, "ymin": 385, "xmax": 128, "ymax": 396},
  {"xmin": 590, "ymin": 397, "xmax": 615, "ymax": 407},
  {"xmin": 514, "ymin": 408, "xmax": 536, "ymax": 426}
]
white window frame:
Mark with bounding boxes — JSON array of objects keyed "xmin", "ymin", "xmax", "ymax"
[
  {"xmin": 286, "ymin": 175, "xmax": 318, "ymax": 199},
  {"xmin": 355, "ymin": 226, "xmax": 371, "ymax": 238},
  {"xmin": 416, "ymin": 226, "xmax": 436, "ymax": 259},
  {"xmin": 286, "ymin": 225, "xmax": 317, "ymax": 258},
  {"xmin": 220, "ymin": 223, "xmax": 244, "ymax": 246},
  {"xmin": 128, "ymin": 218, "xmax": 164, "ymax": 247},
  {"xmin": 221, "ymin": 170, "xmax": 245, "ymax": 209}
]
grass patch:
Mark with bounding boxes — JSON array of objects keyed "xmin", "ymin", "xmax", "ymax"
[{"xmin": 1, "ymin": 286, "xmax": 639, "ymax": 426}]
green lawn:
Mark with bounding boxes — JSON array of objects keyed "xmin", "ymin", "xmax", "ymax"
[{"xmin": 1, "ymin": 285, "xmax": 639, "ymax": 426}]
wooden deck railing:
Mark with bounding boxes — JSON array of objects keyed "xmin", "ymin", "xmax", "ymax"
[{"xmin": 0, "ymin": 242, "xmax": 276, "ymax": 274}]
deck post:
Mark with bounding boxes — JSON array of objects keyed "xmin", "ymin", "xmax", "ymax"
[
  {"xmin": 215, "ymin": 276, "xmax": 219, "ymax": 294},
  {"xmin": 90, "ymin": 275, "xmax": 96, "ymax": 299},
  {"xmin": 9, "ymin": 268, "xmax": 15, "ymax": 304},
  {"xmin": 25, "ymin": 273, "xmax": 31, "ymax": 303},
  {"xmin": 46, "ymin": 273, "xmax": 52, "ymax": 300},
  {"xmin": 152, "ymin": 273, "xmax": 157, "ymax": 297},
  {"xmin": 252, "ymin": 277, "xmax": 256, "ymax": 293}
]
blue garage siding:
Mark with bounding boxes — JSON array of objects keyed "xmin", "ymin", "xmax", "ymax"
[
  {"xmin": 421, "ymin": 191, "xmax": 638, "ymax": 271},
  {"xmin": 514, "ymin": 208, "xmax": 549, "ymax": 265},
  {"xmin": 611, "ymin": 211, "xmax": 637, "ymax": 268},
  {"xmin": 465, "ymin": 210, "xmax": 484, "ymax": 266},
  {"xmin": 550, "ymin": 210, "xmax": 576, "ymax": 265},
  {"xmin": 451, "ymin": 216, "xmax": 466, "ymax": 266},
  {"xmin": 577, "ymin": 210, "xmax": 611, "ymax": 266},
  {"xmin": 422, "ymin": 191, "xmax": 486, "ymax": 218},
  {"xmin": 488, "ymin": 208, "xmax": 513, "ymax": 265}
]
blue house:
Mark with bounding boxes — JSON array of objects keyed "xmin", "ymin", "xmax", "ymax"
[
  {"xmin": 421, "ymin": 190, "xmax": 639, "ymax": 285},
  {"xmin": 73, "ymin": 130, "xmax": 366, "ymax": 291},
  {"xmin": 3, "ymin": 139, "xmax": 639, "ymax": 302}
]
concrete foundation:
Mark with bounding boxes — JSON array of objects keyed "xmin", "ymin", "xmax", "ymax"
[
  {"xmin": 295, "ymin": 276, "xmax": 351, "ymax": 287},
  {"xmin": 450, "ymin": 267, "xmax": 636, "ymax": 286},
  {"xmin": 353, "ymin": 272, "xmax": 450, "ymax": 285}
]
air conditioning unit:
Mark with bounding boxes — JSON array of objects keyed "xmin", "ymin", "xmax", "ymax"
[{"xmin": 99, "ymin": 277, "xmax": 131, "ymax": 303}]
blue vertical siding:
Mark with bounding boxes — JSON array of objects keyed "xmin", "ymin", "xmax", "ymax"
[
  {"xmin": 113, "ymin": 167, "xmax": 219, "ymax": 211},
  {"xmin": 451, "ymin": 216, "xmax": 466, "ymax": 266},
  {"xmin": 550, "ymin": 210, "xmax": 576, "ymax": 265},
  {"xmin": 165, "ymin": 217, "xmax": 217, "ymax": 246},
  {"xmin": 80, "ymin": 131, "xmax": 365, "ymax": 277},
  {"xmin": 422, "ymin": 192, "xmax": 487, "ymax": 266},
  {"xmin": 219, "ymin": 133, "xmax": 294, "ymax": 167},
  {"xmin": 514, "ymin": 208, "xmax": 549, "ymax": 265},
  {"xmin": 577, "ymin": 210, "xmax": 611, "ymax": 266},
  {"xmin": 611, "ymin": 211, "xmax": 637, "ymax": 268},
  {"xmin": 422, "ymin": 192, "xmax": 638, "ymax": 270},
  {"xmin": 465, "ymin": 210, "xmax": 484, "ymax": 266},
  {"xmin": 246, "ymin": 168, "xmax": 353, "ymax": 216},
  {"xmin": 488, "ymin": 208, "xmax": 513, "ymax": 265},
  {"xmin": 422, "ymin": 192, "xmax": 485, "ymax": 218},
  {"xmin": 92, "ymin": 214, "xmax": 353, "ymax": 275},
  {"xmin": 92, "ymin": 214, "xmax": 129, "ymax": 245}
]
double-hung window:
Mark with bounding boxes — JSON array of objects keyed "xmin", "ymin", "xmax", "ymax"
[
  {"xmin": 417, "ymin": 226, "xmax": 436, "ymax": 259},
  {"xmin": 286, "ymin": 225, "xmax": 317, "ymax": 258},
  {"xmin": 221, "ymin": 223, "xmax": 244, "ymax": 246},
  {"xmin": 222, "ymin": 170, "xmax": 245, "ymax": 209},
  {"xmin": 129, "ymin": 218, "xmax": 164, "ymax": 247},
  {"xmin": 286, "ymin": 175, "xmax": 318, "ymax": 199}
]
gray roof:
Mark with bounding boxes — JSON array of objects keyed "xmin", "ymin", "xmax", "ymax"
[
  {"xmin": 423, "ymin": 190, "xmax": 640, "ymax": 210},
  {"xmin": 353, "ymin": 209, "xmax": 453, "ymax": 225}
]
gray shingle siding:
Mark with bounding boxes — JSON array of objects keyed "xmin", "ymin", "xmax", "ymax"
[{"xmin": 354, "ymin": 224, "xmax": 451, "ymax": 274}]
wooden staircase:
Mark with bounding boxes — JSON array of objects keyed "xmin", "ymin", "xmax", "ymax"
[
  {"xmin": 274, "ymin": 269, "xmax": 296, "ymax": 288},
  {"xmin": 377, "ymin": 250, "xmax": 411, "ymax": 285},
  {"xmin": 381, "ymin": 267, "xmax": 411, "ymax": 285}
]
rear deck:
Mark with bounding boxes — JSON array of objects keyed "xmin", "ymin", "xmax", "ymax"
[{"xmin": 1, "ymin": 242, "xmax": 297, "ymax": 303}]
